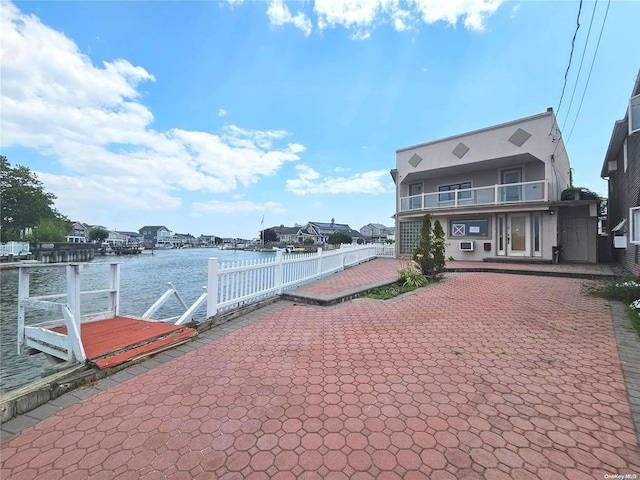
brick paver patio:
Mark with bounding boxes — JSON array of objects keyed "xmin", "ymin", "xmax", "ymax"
[{"xmin": 1, "ymin": 270, "xmax": 639, "ymax": 479}]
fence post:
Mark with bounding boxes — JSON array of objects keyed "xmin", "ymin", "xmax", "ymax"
[
  {"xmin": 109, "ymin": 263, "xmax": 120, "ymax": 316},
  {"xmin": 317, "ymin": 247, "xmax": 323, "ymax": 278},
  {"xmin": 66, "ymin": 264, "xmax": 82, "ymax": 360},
  {"xmin": 17, "ymin": 266, "xmax": 29, "ymax": 355},
  {"xmin": 207, "ymin": 257, "xmax": 218, "ymax": 318},
  {"xmin": 275, "ymin": 250, "xmax": 284, "ymax": 294},
  {"xmin": 340, "ymin": 244, "xmax": 345, "ymax": 270}
]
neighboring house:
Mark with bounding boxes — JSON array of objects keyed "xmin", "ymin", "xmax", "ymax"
[
  {"xmin": 261, "ymin": 226, "xmax": 301, "ymax": 244},
  {"xmin": 115, "ymin": 231, "xmax": 145, "ymax": 245},
  {"xmin": 600, "ymin": 70, "xmax": 640, "ymax": 276},
  {"xmin": 105, "ymin": 230, "xmax": 125, "ymax": 246},
  {"xmin": 198, "ymin": 235, "xmax": 220, "ymax": 246},
  {"xmin": 392, "ymin": 108, "xmax": 599, "ymax": 262},
  {"xmin": 360, "ymin": 223, "xmax": 394, "ymax": 242},
  {"xmin": 138, "ymin": 226, "xmax": 172, "ymax": 248},
  {"xmin": 299, "ymin": 221, "xmax": 364, "ymax": 244},
  {"xmin": 66, "ymin": 222, "xmax": 89, "ymax": 243},
  {"xmin": 174, "ymin": 233, "xmax": 197, "ymax": 247}
]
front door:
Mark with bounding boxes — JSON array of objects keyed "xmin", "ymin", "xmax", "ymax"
[
  {"xmin": 507, "ymin": 214, "xmax": 529, "ymax": 256},
  {"xmin": 501, "ymin": 169, "xmax": 522, "ymax": 202}
]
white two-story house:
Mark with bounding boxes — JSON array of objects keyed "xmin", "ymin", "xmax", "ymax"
[{"xmin": 393, "ymin": 109, "xmax": 599, "ymax": 262}]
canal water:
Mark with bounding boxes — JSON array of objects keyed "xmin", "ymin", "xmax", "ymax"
[{"xmin": 0, "ymin": 248, "xmax": 275, "ymax": 394}]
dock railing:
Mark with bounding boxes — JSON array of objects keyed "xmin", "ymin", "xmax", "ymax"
[
  {"xmin": 206, "ymin": 243, "xmax": 394, "ymax": 317},
  {"xmin": 17, "ymin": 263, "xmax": 120, "ymax": 363}
]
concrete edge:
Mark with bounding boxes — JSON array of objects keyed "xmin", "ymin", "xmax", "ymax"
[
  {"xmin": 282, "ymin": 279, "xmax": 399, "ymax": 306},
  {"xmin": 609, "ymin": 300, "xmax": 640, "ymax": 447},
  {"xmin": 444, "ymin": 267, "xmax": 615, "ymax": 280}
]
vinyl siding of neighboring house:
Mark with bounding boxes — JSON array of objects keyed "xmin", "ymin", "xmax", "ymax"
[{"xmin": 602, "ymin": 71, "xmax": 640, "ymax": 276}]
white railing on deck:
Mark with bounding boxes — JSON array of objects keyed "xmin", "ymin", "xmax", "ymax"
[
  {"xmin": 17, "ymin": 263, "xmax": 120, "ymax": 363},
  {"xmin": 206, "ymin": 243, "xmax": 394, "ymax": 317}
]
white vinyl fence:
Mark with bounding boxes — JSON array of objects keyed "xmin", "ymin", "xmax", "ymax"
[{"xmin": 206, "ymin": 243, "xmax": 395, "ymax": 317}]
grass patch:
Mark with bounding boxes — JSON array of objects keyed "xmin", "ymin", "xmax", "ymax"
[
  {"xmin": 585, "ymin": 279, "xmax": 640, "ymax": 338},
  {"xmin": 365, "ymin": 282, "xmax": 418, "ymax": 300}
]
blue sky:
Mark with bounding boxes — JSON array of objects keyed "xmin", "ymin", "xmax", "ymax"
[{"xmin": 2, "ymin": 0, "xmax": 639, "ymax": 240}]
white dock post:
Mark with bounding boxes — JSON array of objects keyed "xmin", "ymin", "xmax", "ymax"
[
  {"xmin": 109, "ymin": 263, "xmax": 120, "ymax": 316},
  {"xmin": 17, "ymin": 266, "xmax": 29, "ymax": 355},
  {"xmin": 66, "ymin": 264, "xmax": 83, "ymax": 361},
  {"xmin": 207, "ymin": 257, "xmax": 219, "ymax": 318}
]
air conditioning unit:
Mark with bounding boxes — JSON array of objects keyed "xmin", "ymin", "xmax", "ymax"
[{"xmin": 459, "ymin": 241, "xmax": 474, "ymax": 252}]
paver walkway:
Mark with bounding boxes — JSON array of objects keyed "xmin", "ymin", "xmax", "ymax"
[{"xmin": 1, "ymin": 269, "xmax": 640, "ymax": 479}]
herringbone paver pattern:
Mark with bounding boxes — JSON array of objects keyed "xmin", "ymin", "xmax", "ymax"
[{"xmin": 1, "ymin": 273, "xmax": 639, "ymax": 479}]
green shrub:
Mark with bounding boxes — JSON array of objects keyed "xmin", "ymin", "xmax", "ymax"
[
  {"xmin": 586, "ymin": 280, "xmax": 640, "ymax": 304},
  {"xmin": 398, "ymin": 265, "xmax": 427, "ymax": 288}
]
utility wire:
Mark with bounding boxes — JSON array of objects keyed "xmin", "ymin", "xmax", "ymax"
[
  {"xmin": 560, "ymin": 0, "xmax": 598, "ymax": 134},
  {"xmin": 555, "ymin": 0, "xmax": 583, "ymax": 119},
  {"xmin": 549, "ymin": 0, "xmax": 583, "ymax": 139},
  {"xmin": 554, "ymin": 0, "xmax": 611, "ymax": 158}
]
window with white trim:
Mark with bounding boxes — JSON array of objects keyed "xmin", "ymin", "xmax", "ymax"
[
  {"xmin": 630, "ymin": 207, "xmax": 640, "ymax": 244},
  {"xmin": 631, "ymin": 94, "xmax": 640, "ymax": 135}
]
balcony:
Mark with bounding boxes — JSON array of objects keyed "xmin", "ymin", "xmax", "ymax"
[{"xmin": 400, "ymin": 180, "xmax": 548, "ymax": 212}]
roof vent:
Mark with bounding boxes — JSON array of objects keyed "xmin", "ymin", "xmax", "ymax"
[
  {"xmin": 408, "ymin": 153, "xmax": 423, "ymax": 168},
  {"xmin": 508, "ymin": 128, "xmax": 532, "ymax": 147},
  {"xmin": 452, "ymin": 142, "xmax": 469, "ymax": 159}
]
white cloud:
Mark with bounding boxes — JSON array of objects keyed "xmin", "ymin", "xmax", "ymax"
[
  {"xmin": 218, "ymin": 108, "xmax": 227, "ymax": 117},
  {"xmin": 510, "ymin": 4, "xmax": 520, "ymax": 19},
  {"xmin": 0, "ymin": 2, "xmax": 304, "ymax": 219},
  {"xmin": 267, "ymin": 0, "xmax": 313, "ymax": 36},
  {"xmin": 286, "ymin": 164, "xmax": 394, "ymax": 195},
  {"xmin": 193, "ymin": 199, "xmax": 285, "ymax": 215},
  {"xmin": 264, "ymin": 0, "xmax": 503, "ymax": 38}
]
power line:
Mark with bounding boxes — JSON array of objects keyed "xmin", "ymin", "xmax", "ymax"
[
  {"xmin": 560, "ymin": 0, "xmax": 598, "ymax": 134},
  {"xmin": 555, "ymin": 0, "xmax": 583, "ymax": 119},
  {"xmin": 554, "ymin": 0, "xmax": 611, "ymax": 158}
]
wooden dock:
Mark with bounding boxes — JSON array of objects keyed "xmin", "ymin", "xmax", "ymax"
[{"xmin": 52, "ymin": 317, "xmax": 197, "ymax": 369}]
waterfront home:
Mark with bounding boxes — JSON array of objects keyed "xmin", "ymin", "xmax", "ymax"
[
  {"xmin": 360, "ymin": 223, "xmax": 394, "ymax": 242},
  {"xmin": 298, "ymin": 221, "xmax": 365, "ymax": 244},
  {"xmin": 115, "ymin": 231, "xmax": 145, "ymax": 245},
  {"xmin": 139, "ymin": 225, "xmax": 173, "ymax": 248},
  {"xmin": 601, "ymin": 69, "xmax": 640, "ymax": 276},
  {"xmin": 65, "ymin": 221, "xmax": 90, "ymax": 243},
  {"xmin": 392, "ymin": 109, "xmax": 599, "ymax": 262}
]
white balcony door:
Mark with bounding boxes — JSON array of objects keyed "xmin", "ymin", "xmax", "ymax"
[
  {"xmin": 507, "ymin": 213, "xmax": 529, "ymax": 256},
  {"xmin": 501, "ymin": 169, "xmax": 522, "ymax": 202}
]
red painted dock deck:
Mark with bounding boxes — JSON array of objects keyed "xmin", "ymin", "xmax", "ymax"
[{"xmin": 52, "ymin": 317, "xmax": 197, "ymax": 369}]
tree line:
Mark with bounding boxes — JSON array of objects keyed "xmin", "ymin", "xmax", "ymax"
[{"xmin": 0, "ymin": 156, "xmax": 109, "ymax": 244}]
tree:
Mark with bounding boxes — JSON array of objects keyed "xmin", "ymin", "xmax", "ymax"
[
  {"xmin": 327, "ymin": 231, "xmax": 352, "ymax": 245},
  {"xmin": 89, "ymin": 226, "xmax": 109, "ymax": 243},
  {"xmin": 262, "ymin": 228, "xmax": 278, "ymax": 243},
  {"xmin": 304, "ymin": 237, "xmax": 315, "ymax": 245},
  {"xmin": 32, "ymin": 218, "xmax": 69, "ymax": 242},
  {"xmin": 413, "ymin": 214, "xmax": 446, "ymax": 280},
  {"xmin": 432, "ymin": 219, "xmax": 446, "ymax": 278},
  {"xmin": 214, "ymin": 236, "xmax": 223, "ymax": 245},
  {"xmin": 1, "ymin": 156, "xmax": 65, "ymax": 242}
]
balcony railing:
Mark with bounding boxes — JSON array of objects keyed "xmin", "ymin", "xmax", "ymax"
[{"xmin": 400, "ymin": 180, "xmax": 548, "ymax": 212}]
